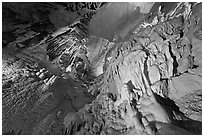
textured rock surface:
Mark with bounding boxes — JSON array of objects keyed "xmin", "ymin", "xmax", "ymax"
[{"xmin": 2, "ymin": 2, "xmax": 202, "ymax": 135}]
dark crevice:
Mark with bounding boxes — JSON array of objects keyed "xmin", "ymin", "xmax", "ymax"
[
  {"xmin": 168, "ymin": 42, "xmax": 179, "ymax": 75},
  {"xmin": 141, "ymin": 46, "xmax": 151, "ymax": 85}
]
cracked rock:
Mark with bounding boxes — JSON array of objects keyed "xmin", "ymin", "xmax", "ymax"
[{"xmin": 2, "ymin": 2, "xmax": 202, "ymax": 135}]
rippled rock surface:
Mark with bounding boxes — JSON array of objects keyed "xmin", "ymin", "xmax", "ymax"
[{"xmin": 2, "ymin": 2, "xmax": 202, "ymax": 135}]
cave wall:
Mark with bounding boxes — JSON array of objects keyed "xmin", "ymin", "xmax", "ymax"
[{"xmin": 2, "ymin": 2, "xmax": 202, "ymax": 135}]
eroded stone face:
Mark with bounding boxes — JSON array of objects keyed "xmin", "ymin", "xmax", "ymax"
[{"xmin": 2, "ymin": 2, "xmax": 202, "ymax": 135}]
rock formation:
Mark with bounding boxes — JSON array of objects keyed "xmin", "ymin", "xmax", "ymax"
[{"xmin": 2, "ymin": 2, "xmax": 202, "ymax": 135}]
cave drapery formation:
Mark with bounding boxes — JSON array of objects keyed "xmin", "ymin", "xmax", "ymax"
[{"xmin": 2, "ymin": 2, "xmax": 202, "ymax": 135}]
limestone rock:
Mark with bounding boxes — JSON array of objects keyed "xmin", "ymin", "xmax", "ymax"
[{"xmin": 2, "ymin": 2, "xmax": 202, "ymax": 135}]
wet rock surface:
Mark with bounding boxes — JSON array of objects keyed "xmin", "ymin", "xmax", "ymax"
[{"xmin": 2, "ymin": 2, "xmax": 202, "ymax": 135}]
